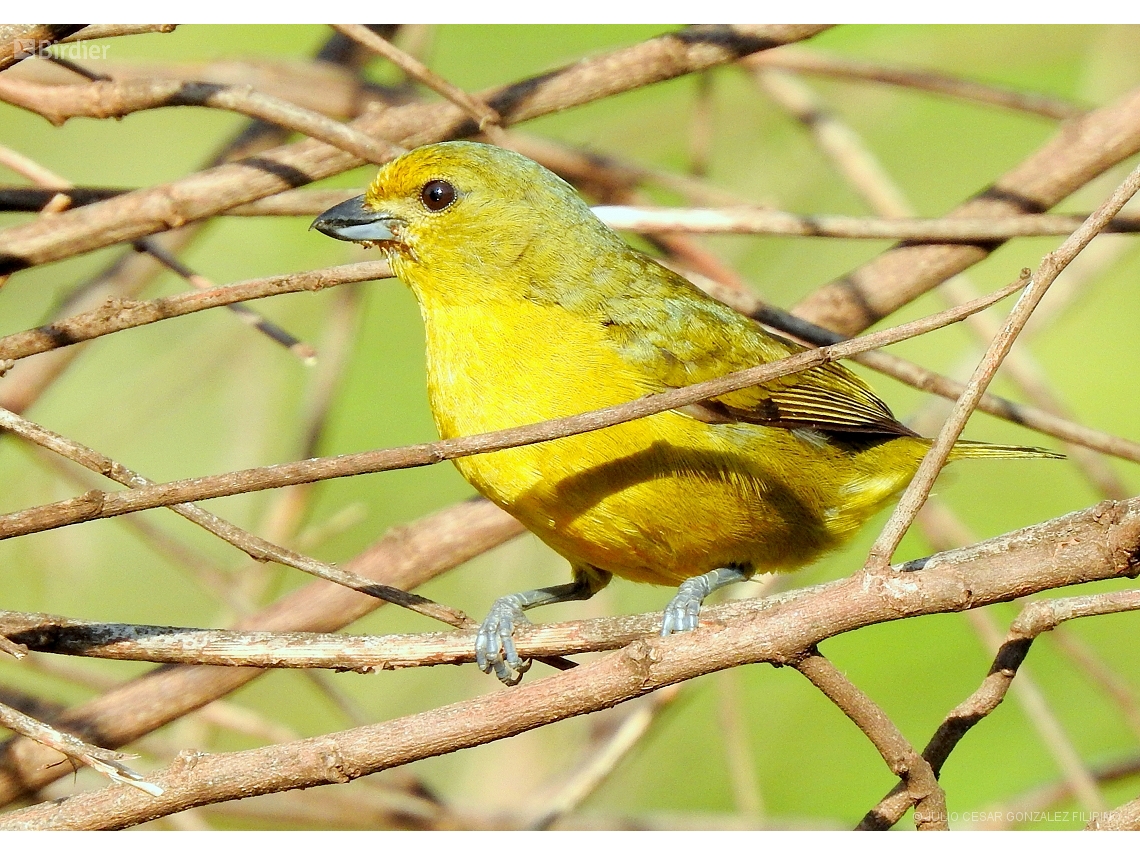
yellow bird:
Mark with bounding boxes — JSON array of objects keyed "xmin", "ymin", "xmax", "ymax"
[{"xmin": 313, "ymin": 141, "xmax": 1058, "ymax": 685}]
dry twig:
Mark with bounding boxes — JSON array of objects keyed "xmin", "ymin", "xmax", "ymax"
[
  {"xmin": 0, "ymin": 276, "xmax": 1031, "ymax": 541},
  {"xmin": 2, "ymin": 493, "xmax": 1138, "ymax": 829}
]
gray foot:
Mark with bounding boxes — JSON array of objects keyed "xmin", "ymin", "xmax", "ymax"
[
  {"xmin": 661, "ymin": 577, "xmax": 708, "ymax": 635},
  {"xmin": 661, "ymin": 566, "xmax": 752, "ymax": 636},
  {"xmin": 475, "ymin": 595, "xmax": 532, "ymax": 686}
]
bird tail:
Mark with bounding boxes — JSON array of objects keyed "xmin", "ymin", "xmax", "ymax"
[{"xmin": 947, "ymin": 440, "xmax": 1064, "ymax": 461}]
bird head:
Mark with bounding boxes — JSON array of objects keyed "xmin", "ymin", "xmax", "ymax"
[{"xmin": 312, "ymin": 141, "xmax": 623, "ymax": 301}]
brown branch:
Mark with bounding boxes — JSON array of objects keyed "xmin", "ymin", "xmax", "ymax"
[
  {"xmin": 60, "ymin": 25, "xmax": 178, "ymax": 43},
  {"xmin": 0, "ymin": 65, "xmax": 307, "ymax": 416},
  {"xmin": 4, "ymin": 54, "xmax": 405, "ymax": 122},
  {"xmin": 331, "ymin": 24, "xmax": 504, "ymax": 137},
  {"xmin": 0, "ymin": 25, "xmax": 830, "ymax": 275},
  {"xmin": 0, "ymin": 260, "xmax": 391, "ymax": 361},
  {"xmin": 864, "ymin": 160, "xmax": 1140, "ymax": 571},
  {"xmin": 2, "ymin": 494, "xmax": 1137, "ymax": 829},
  {"xmin": 966, "ymin": 609, "xmax": 1106, "ymax": 812},
  {"xmin": 749, "ymin": 47, "xmax": 1087, "ymax": 121},
  {"xmin": 0, "ymin": 25, "xmax": 86, "ymax": 71},
  {"xmin": 0, "ymin": 141, "xmax": 318, "ymax": 361},
  {"xmin": 5, "ymin": 514, "xmax": 1137, "ymax": 672},
  {"xmin": 0, "ymin": 276, "xmax": 1031, "ymax": 542},
  {"xmin": 0, "ymin": 497, "xmax": 523, "ymax": 805},
  {"xmin": 0, "ymin": 701, "xmax": 159, "ymax": 796},
  {"xmin": 0, "ymin": 76, "xmax": 401, "ymax": 165},
  {"xmin": 751, "ymin": 61, "xmax": 1133, "ymax": 502},
  {"xmin": 859, "ymin": 589, "xmax": 1140, "ymax": 830},
  {"xmin": 794, "ymin": 651, "xmax": 946, "ymax": 830},
  {"xmin": 26, "ymin": 185, "xmax": 1140, "ymax": 240},
  {"xmin": 1088, "ymin": 796, "xmax": 1140, "ymax": 830},
  {"xmin": 794, "ymin": 84, "xmax": 1140, "ymax": 336},
  {"xmin": 0, "ymin": 406, "xmax": 470, "ymax": 628},
  {"xmin": 594, "ymin": 204, "xmax": 1140, "ymax": 240}
]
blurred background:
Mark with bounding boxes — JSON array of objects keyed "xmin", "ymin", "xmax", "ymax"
[{"xmin": 1, "ymin": 24, "xmax": 1138, "ymax": 829}]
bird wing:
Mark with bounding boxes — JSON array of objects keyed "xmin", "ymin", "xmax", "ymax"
[{"xmin": 598, "ymin": 259, "xmax": 916, "ymax": 437}]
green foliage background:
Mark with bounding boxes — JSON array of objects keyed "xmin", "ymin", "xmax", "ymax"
[{"xmin": 1, "ymin": 24, "xmax": 1138, "ymax": 828}]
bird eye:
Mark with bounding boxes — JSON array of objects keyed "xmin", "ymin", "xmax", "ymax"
[{"xmin": 420, "ymin": 180, "xmax": 456, "ymax": 212}]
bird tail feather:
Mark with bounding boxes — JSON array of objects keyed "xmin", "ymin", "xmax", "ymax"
[{"xmin": 947, "ymin": 440, "xmax": 1064, "ymax": 461}]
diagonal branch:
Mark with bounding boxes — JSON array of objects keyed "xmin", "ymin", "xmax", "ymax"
[
  {"xmin": 0, "ymin": 498, "xmax": 523, "ymax": 806},
  {"xmin": 794, "ymin": 84, "xmax": 1140, "ymax": 336},
  {"xmin": 864, "ymin": 159, "xmax": 1140, "ymax": 571},
  {"xmin": 794, "ymin": 651, "xmax": 946, "ymax": 830},
  {"xmin": 0, "ymin": 276, "xmax": 1033, "ymax": 542},
  {"xmin": 2, "ymin": 492, "xmax": 1137, "ymax": 829},
  {"xmin": 859, "ymin": 589, "xmax": 1140, "ymax": 830},
  {"xmin": 0, "ymin": 25, "xmax": 829, "ymax": 276}
]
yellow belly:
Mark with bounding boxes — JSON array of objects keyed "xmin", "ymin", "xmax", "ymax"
[{"xmin": 421, "ymin": 297, "xmax": 908, "ymax": 586}]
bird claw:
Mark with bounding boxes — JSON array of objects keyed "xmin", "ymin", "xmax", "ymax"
[
  {"xmin": 660, "ymin": 578, "xmax": 706, "ymax": 636},
  {"xmin": 475, "ymin": 597, "xmax": 533, "ymax": 686}
]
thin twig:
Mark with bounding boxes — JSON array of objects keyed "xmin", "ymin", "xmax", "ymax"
[
  {"xmin": 60, "ymin": 25, "xmax": 178, "ymax": 43},
  {"xmin": 794, "ymin": 651, "xmax": 947, "ymax": 830},
  {"xmin": 9, "ymin": 491, "xmax": 1136, "ymax": 832},
  {"xmin": 0, "ymin": 25, "xmax": 829, "ymax": 274},
  {"xmin": 748, "ymin": 47, "xmax": 1087, "ymax": 121},
  {"xmin": 0, "ymin": 25, "xmax": 86, "ymax": 72},
  {"xmin": 0, "ymin": 498, "xmax": 524, "ymax": 805},
  {"xmin": 864, "ymin": 160, "xmax": 1140, "ymax": 571},
  {"xmin": 593, "ymin": 205, "xmax": 1140, "ymax": 239},
  {"xmin": 794, "ymin": 84, "xmax": 1140, "ymax": 336},
  {"xmin": 859, "ymin": 589, "xmax": 1140, "ymax": 830},
  {"xmin": 332, "ymin": 24, "xmax": 506, "ymax": 143},
  {"xmin": 0, "ymin": 260, "xmax": 391, "ymax": 362},
  {"xmin": 0, "ymin": 700, "xmax": 162, "ymax": 796},
  {"xmin": 0, "ymin": 76, "xmax": 402, "ymax": 165},
  {"xmin": 0, "ymin": 139, "xmax": 316, "ymax": 361},
  {"xmin": 0, "ymin": 405, "xmax": 472, "ymax": 628},
  {"xmin": 757, "ymin": 66, "xmax": 1132, "ymax": 503},
  {"xmin": 0, "ymin": 276, "xmax": 1031, "ymax": 541},
  {"xmin": 965, "ymin": 608, "xmax": 1106, "ymax": 812}
]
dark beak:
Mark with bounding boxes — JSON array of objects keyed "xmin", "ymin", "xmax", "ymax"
[{"xmin": 310, "ymin": 195, "xmax": 400, "ymax": 243}]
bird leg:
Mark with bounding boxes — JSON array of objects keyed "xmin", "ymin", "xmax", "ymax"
[
  {"xmin": 661, "ymin": 565, "xmax": 753, "ymax": 636},
  {"xmin": 476, "ymin": 565, "xmax": 611, "ymax": 686}
]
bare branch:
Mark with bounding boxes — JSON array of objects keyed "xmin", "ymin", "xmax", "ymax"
[
  {"xmin": 0, "ymin": 701, "xmax": 161, "ymax": 796},
  {"xmin": 1088, "ymin": 796, "xmax": 1140, "ymax": 831},
  {"xmin": 0, "ymin": 25, "xmax": 829, "ymax": 275},
  {"xmin": 0, "ymin": 406, "xmax": 470, "ymax": 628},
  {"xmin": 0, "ymin": 260, "xmax": 391, "ymax": 361},
  {"xmin": 0, "ymin": 498, "xmax": 523, "ymax": 805},
  {"xmin": 864, "ymin": 160, "xmax": 1140, "ymax": 571},
  {"xmin": 0, "ymin": 25, "xmax": 86, "ymax": 71},
  {"xmin": 2, "ymin": 493, "xmax": 1138, "ymax": 829},
  {"xmin": 61, "ymin": 25, "xmax": 178, "ymax": 43},
  {"xmin": 0, "ymin": 276, "xmax": 1030, "ymax": 541},
  {"xmin": 794, "ymin": 84, "xmax": 1140, "ymax": 336},
  {"xmin": 594, "ymin": 204, "xmax": 1140, "ymax": 240},
  {"xmin": 332, "ymin": 24, "xmax": 504, "ymax": 138},
  {"xmin": 749, "ymin": 47, "xmax": 1087, "ymax": 120},
  {"xmin": 860, "ymin": 589, "xmax": 1140, "ymax": 830},
  {"xmin": 794, "ymin": 652, "xmax": 946, "ymax": 829}
]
